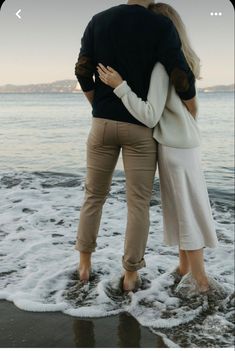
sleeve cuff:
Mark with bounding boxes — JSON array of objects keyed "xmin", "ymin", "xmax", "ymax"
[{"xmin": 113, "ymin": 81, "xmax": 131, "ymax": 98}]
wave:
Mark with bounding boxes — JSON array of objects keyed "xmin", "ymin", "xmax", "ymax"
[{"xmin": 0, "ymin": 170, "xmax": 234, "ymax": 347}]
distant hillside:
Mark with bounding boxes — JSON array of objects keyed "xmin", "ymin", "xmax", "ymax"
[
  {"xmin": 0, "ymin": 80, "xmax": 81, "ymax": 93},
  {"xmin": 198, "ymin": 84, "xmax": 234, "ymax": 93},
  {"xmin": 0, "ymin": 80, "xmax": 234, "ymax": 93}
]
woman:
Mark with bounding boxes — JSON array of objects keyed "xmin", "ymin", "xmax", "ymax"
[{"xmin": 97, "ymin": 2, "xmax": 219, "ymax": 293}]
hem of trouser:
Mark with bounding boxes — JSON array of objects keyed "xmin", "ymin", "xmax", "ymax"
[
  {"xmin": 122, "ymin": 255, "xmax": 146, "ymax": 271},
  {"xmin": 75, "ymin": 239, "xmax": 96, "ymax": 253}
]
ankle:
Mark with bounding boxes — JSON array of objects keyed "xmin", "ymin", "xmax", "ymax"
[
  {"xmin": 124, "ymin": 270, "xmax": 138, "ymax": 277},
  {"xmin": 177, "ymin": 265, "xmax": 190, "ymax": 276},
  {"xmin": 192, "ymin": 272, "xmax": 209, "ymax": 285},
  {"xmin": 195, "ymin": 275, "xmax": 209, "ymax": 284},
  {"xmin": 79, "ymin": 264, "xmax": 91, "ymax": 269},
  {"xmin": 80, "ymin": 252, "xmax": 91, "ymax": 263}
]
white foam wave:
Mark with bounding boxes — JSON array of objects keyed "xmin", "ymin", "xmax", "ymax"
[{"xmin": 0, "ymin": 170, "xmax": 234, "ymax": 347}]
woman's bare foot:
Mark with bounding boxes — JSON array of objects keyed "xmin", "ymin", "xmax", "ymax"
[
  {"xmin": 175, "ymin": 265, "xmax": 190, "ymax": 276},
  {"xmin": 185, "ymin": 248, "xmax": 210, "ymax": 292},
  {"xmin": 78, "ymin": 252, "xmax": 92, "ymax": 282},
  {"xmin": 122, "ymin": 270, "xmax": 140, "ymax": 292},
  {"xmin": 195, "ymin": 275, "xmax": 210, "ymax": 292}
]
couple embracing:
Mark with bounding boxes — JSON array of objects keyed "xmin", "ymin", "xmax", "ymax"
[{"xmin": 74, "ymin": 0, "xmax": 218, "ymax": 295}]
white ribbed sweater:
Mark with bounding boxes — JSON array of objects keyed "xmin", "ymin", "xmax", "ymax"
[{"xmin": 113, "ymin": 62, "xmax": 201, "ymax": 148}]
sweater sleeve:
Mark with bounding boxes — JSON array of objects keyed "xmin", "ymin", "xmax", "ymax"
[
  {"xmin": 113, "ymin": 63, "xmax": 169, "ymax": 128},
  {"xmin": 75, "ymin": 18, "xmax": 96, "ymax": 92}
]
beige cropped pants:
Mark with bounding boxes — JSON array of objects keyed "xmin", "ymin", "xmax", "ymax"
[{"xmin": 75, "ymin": 117, "xmax": 157, "ymax": 271}]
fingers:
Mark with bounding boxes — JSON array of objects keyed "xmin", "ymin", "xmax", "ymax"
[
  {"xmin": 98, "ymin": 63, "xmax": 116, "ymax": 74},
  {"xmin": 96, "ymin": 63, "xmax": 117, "ymax": 87},
  {"xmin": 98, "ymin": 63, "xmax": 108, "ymax": 74},
  {"xmin": 97, "ymin": 64, "xmax": 110, "ymax": 85},
  {"xmin": 97, "ymin": 66, "xmax": 108, "ymax": 85},
  {"xmin": 97, "ymin": 66, "xmax": 106, "ymax": 79},
  {"xmin": 97, "ymin": 66, "xmax": 103, "ymax": 75},
  {"xmin": 107, "ymin": 66, "xmax": 115, "ymax": 73},
  {"xmin": 99, "ymin": 75, "xmax": 106, "ymax": 84}
]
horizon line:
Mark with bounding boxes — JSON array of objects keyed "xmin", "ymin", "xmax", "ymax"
[{"xmin": 0, "ymin": 79, "xmax": 234, "ymax": 90}]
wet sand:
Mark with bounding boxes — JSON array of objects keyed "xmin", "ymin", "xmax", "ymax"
[{"xmin": 0, "ymin": 300, "xmax": 167, "ymax": 348}]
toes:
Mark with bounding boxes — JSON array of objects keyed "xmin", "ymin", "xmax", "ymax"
[{"xmin": 80, "ymin": 279, "xmax": 89, "ymax": 285}]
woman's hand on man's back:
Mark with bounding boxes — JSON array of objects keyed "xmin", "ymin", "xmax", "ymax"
[{"xmin": 97, "ymin": 63, "xmax": 124, "ymax": 89}]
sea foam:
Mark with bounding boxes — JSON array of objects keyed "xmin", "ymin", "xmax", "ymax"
[{"xmin": 0, "ymin": 170, "xmax": 234, "ymax": 347}]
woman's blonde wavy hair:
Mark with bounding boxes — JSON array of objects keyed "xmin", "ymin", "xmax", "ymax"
[{"xmin": 149, "ymin": 2, "xmax": 202, "ymax": 80}]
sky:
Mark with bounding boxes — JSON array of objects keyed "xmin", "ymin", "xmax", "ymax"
[{"xmin": 0, "ymin": 0, "xmax": 234, "ymax": 88}]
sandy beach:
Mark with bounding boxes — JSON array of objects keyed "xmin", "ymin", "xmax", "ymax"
[{"xmin": 0, "ymin": 300, "xmax": 167, "ymax": 348}]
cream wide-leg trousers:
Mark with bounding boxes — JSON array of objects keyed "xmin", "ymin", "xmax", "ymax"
[{"xmin": 158, "ymin": 144, "xmax": 219, "ymax": 250}]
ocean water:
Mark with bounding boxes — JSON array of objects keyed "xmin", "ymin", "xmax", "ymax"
[{"xmin": 0, "ymin": 92, "xmax": 234, "ymax": 347}]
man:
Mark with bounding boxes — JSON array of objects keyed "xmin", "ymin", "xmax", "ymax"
[{"xmin": 74, "ymin": 0, "xmax": 197, "ymax": 292}]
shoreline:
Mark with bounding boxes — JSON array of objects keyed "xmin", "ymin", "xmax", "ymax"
[{"xmin": 0, "ymin": 300, "xmax": 167, "ymax": 348}]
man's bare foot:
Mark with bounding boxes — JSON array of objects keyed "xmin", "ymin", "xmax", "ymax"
[
  {"xmin": 78, "ymin": 265, "xmax": 91, "ymax": 282},
  {"xmin": 78, "ymin": 252, "xmax": 91, "ymax": 282},
  {"xmin": 122, "ymin": 270, "xmax": 140, "ymax": 292}
]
